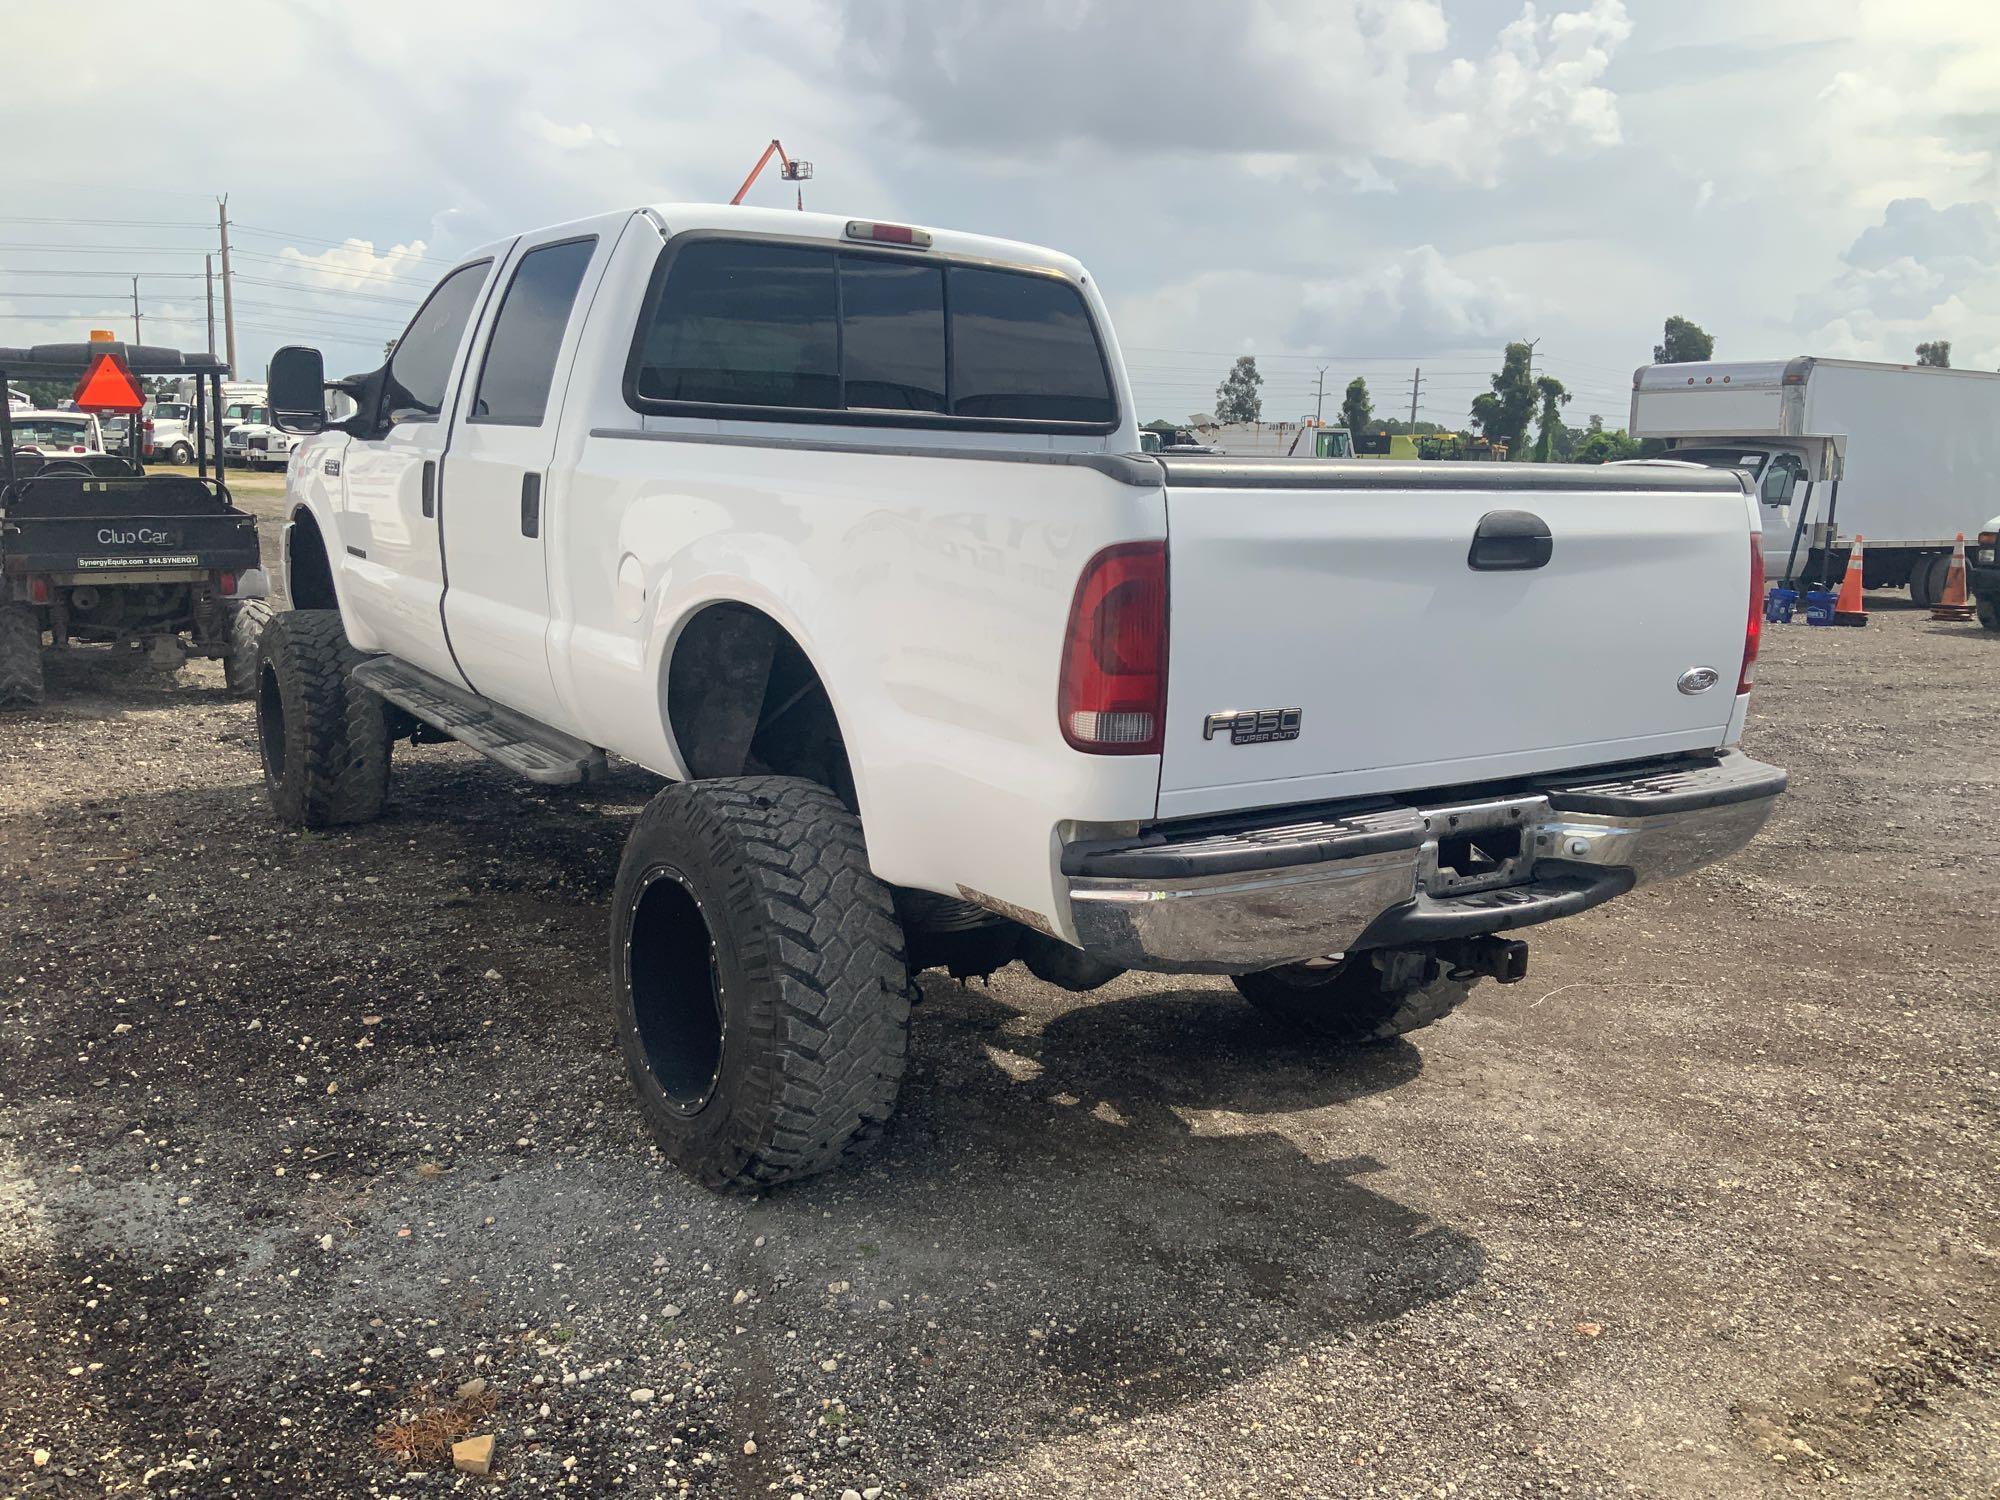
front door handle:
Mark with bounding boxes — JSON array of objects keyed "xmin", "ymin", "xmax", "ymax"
[
  {"xmin": 520, "ymin": 472, "xmax": 541, "ymax": 538},
  {"xmin": 421, "ymin": 460, "xmax": 435, "ymax": 518}
]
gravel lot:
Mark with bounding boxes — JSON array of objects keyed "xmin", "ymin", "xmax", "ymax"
[{"xmin": 2, "ymin": 521, "xmax": 1995, "ymax": 1497}]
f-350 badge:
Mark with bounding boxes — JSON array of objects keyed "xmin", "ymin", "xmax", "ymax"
[{"xmin": 1203, "ymin": 708, "xmax": 1302, "ymax": 746}]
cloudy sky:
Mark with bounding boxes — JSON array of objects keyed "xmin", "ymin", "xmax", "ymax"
[{"xmin": 5, "ymin": 0, "xmax": 1996, "ymax": 427}]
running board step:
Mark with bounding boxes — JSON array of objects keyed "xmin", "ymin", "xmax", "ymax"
[{"xmin": 351, "ymin": 657, "xmax": 607, "ymax": 785}]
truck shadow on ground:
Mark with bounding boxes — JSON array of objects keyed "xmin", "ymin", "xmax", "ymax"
[{"xmin": 1, "ymin": 738, "xmax": 1484, "ymax": 1491}]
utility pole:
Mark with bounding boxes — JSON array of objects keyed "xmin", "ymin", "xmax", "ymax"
[
  {"xmin": 1313, "ymin": 366, "xmax": 1328, "ymax": 426},
  {"xmin": 131, "ymin": 277, "xmax": 142, "ymax": 345},
  {"xmin": 1406, "ymin": 366, "xmax": 1423, "ymax": 428},
  {"xmin": 217, "ymin": 195, "xmax": 237, "ymax": 379},
  {"xmin": 205, "ymin": 255, "xmax": 217, "ymax": 357}
]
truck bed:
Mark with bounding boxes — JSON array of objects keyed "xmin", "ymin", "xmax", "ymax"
[{"xmin": 0, "ymin": 472, "xmax": 261, "ymax": 577}]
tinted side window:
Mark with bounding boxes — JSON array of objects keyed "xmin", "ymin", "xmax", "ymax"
[
  {"xmin": 947, "ymin": 266, "xmax": 1113, "ymax": 423},
  {"xmin": 471, "ymin": 237, "xmax": 597, "ymax": 425},
  {"xmin": 840, "ymin": 259, "xmax": 945, "ymax": 413},
  {"xmin": 388, "ymin": 260, "xmax": 491, "ymax": 418},
  {"xmin": 635, "ymin": 240, "xmax": 837, "ymax": 409}
]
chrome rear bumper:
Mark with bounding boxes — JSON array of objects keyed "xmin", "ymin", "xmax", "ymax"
[{"xmin": 1064, "ymin": 751, "xmax": 1785, "ymax": 974}]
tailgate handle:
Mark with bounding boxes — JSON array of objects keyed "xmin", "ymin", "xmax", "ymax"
[{"xmin": 1468, "ymin": 510, "xmax": 1553, "ymax": 571}]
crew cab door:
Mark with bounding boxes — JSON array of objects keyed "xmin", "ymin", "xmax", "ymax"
[
  {"xmin": 335, "ymin": 256, "xmax": 500, "ymax": 684},
  {"xmin": 439, "ymin": 231, "xmax": 608, "ymax": 720}
]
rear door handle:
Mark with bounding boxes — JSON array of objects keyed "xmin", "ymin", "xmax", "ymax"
[
  {"xmin": 421, "ymin": 459, "xmax": 435, "ymax": 518},
  {"xmin": 520, "ymin": 472, "xmax": 541, "ymax": 538},
  {"xmin": 1468, "ymin": 509, "xmax": 1553, "ymax": 571}
]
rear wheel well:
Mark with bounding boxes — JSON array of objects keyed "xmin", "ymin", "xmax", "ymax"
[
  {"xmin": 288, "ymin": 509, "xmax": 336, "ymax": 611},
  {"xmin": 665, "ymin": 603, "xmax": 855, "ymax": 808}
]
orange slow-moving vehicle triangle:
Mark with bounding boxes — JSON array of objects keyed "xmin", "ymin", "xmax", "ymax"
[{"xmin": 72, "ymin": 352, "xmax": 147, "ymax": 413}]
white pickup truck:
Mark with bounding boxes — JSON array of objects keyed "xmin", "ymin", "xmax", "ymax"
[{"xmin": 256, "ymin": 204, "xmax": 1785, "ymax": 1189}]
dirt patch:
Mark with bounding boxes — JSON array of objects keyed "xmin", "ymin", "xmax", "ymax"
[{"xmin": 1, "ymin": 599, "xmax": 1995, "ymax": 1497}]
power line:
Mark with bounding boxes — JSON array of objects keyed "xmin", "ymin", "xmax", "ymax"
[
  {"xmin": 233, "ymin": 274, "xmax": 420, "ymax": 307},
  {"xmin": 0, "ymin": 215, "xmax": 209, "ymax": 229},
  {"xmin": 229, "ymin": 249, "xmax": 434, "ymax": 286},
  {"xmin": 0, "ymin": 269, "xmax": 205, "ymax": 280}
]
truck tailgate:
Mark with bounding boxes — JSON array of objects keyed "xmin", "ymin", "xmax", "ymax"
[{"xmin": 1157, "ymin": 458, "xmax": 1754, "ymax": 819}]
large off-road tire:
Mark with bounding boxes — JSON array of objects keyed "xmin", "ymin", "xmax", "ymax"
[
  {"xmin": 0, "ymin": 605, "xmax": 46, "ymax": 707},
  {"xmin": 1977, "ymin": 593, "xmax": 2000, "ymax": 632},
  {"xmin": 254, "ymin": 609, "xmax": 389, "ymax": 827},
  {"xmin": 610, "ymin": 776, "xmax": 911, "ymax": 1191},
  {"xmin": 1232, "ymin": 954, "xmax": 1473, "ymax": 1044},
  {"xmin": 224, "ymin": 599, "xmax": 273, "ymax": 696}
]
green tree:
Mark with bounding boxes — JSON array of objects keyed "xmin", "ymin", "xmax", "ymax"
[
  {"xmin": 1470, "ymin": 341, "xmax": 1537, "ymax": 454},
  {"xmin": 1570, "ymin": 426, "xmax": 1641, "ymax": 463},
  {"xmin": 1337, "ymin": 376, "xmax": 1371, "ymax": 434},
  {"xmin": 1214, "ymin": 356, "xmax": 1263, "ymax": 424},
  {"xmin": 1653, "ymin": 315, "xmax": 1714, "ymax": 364},
  {"xmin": 1915, "ymin": 339, "xmax": 1951, "ymax": 367},
  {"xmin": 1532, "ymin": 374, "xmax": 1571, "ymax": 461}
]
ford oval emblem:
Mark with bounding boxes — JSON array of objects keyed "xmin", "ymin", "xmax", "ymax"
[{"xmin": 1677, "ymin": 666, "xmax": 1720, "ymax": 695}]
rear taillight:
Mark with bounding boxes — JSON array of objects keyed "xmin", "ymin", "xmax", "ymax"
[
  {"xmin": 1739, "ymin": 534, "xmax": 1764, "ymax": 696},
  {"xmin": 218, "ymin": 572, "xmax": 237, "ymax": 597},
  {"xmin": 1058, "ymin": 540, "xmax": 1167, "ymax": 754}
]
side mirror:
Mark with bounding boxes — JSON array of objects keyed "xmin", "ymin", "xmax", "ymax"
[{"xmin": 268, "ymin": 345, "xmax": 327, "ymax": 434}]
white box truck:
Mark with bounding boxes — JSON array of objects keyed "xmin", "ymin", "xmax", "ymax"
[{"xmin": 1630, "ymin": 357, "xmax": 2000, "ymax": 605}]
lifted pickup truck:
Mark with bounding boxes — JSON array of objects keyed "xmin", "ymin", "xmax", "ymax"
[
  {"xmin": 256, "ymin": 204, "xmax": 1785, "ymax": 1189},
  {"xmin": 0, "ymin": 344, "xmax": 269, "ymax": 705}
]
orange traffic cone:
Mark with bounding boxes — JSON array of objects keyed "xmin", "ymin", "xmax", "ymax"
[
  {"xmin": 1932, "ymin": 534, "xmax": 1976, "ymax": 622},
  {"xmin": 1833, "ymin": 535, "xmax": 1868, "ymax": 626}
]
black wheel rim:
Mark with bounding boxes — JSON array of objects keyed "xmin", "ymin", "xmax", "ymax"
[
  {"xmin": 626, "ymin": 866, "xmax": 726, "ymax": 1114},
  {"xmin": 256, "ymin": 662, "xmax": 286, "ymax": 781}
]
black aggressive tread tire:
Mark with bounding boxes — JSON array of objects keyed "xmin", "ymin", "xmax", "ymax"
[
  {"xmin": 0, "ymin": 605, "xmax": 46, "ymax": 707},
  {"xmin": 610, "ymin": 775, "xmax": 911, "ymax": 1191},
  {"xmin": 225, "ymin": 599, "xmax": 273, "ymax": 697},
  {"xmin": 1976, "ymin": 593, "xmax": 1999, "ymax": 632},
  {"xmin": 1231, "ymin": 956, "xmax": 1472, "ymax": 1044},
  {"xmin": 254, "ymin": 609, "xmax": 390, "ymax": 827}
]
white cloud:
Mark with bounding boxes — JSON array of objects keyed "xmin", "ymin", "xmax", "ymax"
[
  {"xmin": 527, "ymin": 113, "xmax": 624, "ymax": 153},
  {"xmin": 1799, "ymin": 199, "xmax": 2000, "ymax": 368},
  {"xmin": 835, "ymin": 0, "xmax": 1634, "ymax": 187}
]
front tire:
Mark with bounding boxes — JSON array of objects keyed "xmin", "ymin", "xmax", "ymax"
[
  {"xmin": 254, "ymin": 609, "xmax": 389, "ymax": 827},
  {"xmin": 1977, "ymin": 593, "xmax": 2000, "ymax": 632},
  {"xmin": 169, "ymin": 441, "xmax": 193, "ymax": 466},
  {"xmin": 1232, "ymin": 953, "xmax": 1472, "ymax": 1044},
  {"xmin": 0, "ymin": 605, "xmax": 46, "ymax": 707},
  {"xmin": 610, "ymin": 776, "xmax": 910, "ymax": 1191}
]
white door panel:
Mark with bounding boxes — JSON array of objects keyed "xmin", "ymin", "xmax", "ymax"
[{"xmin": 441, "ymin": 228, "xmax": 617, "ymax": 724}]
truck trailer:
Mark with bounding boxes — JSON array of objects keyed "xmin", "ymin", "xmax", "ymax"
[{"xmin": 1629, "ymin": 357, "xmax": 2000, "ymax": 605}]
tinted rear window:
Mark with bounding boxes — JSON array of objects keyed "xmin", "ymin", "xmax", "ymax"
[
  {"xmin": 840, "ymin": 259, "xmax": 945, "ymax": 413},
  {"xmin": 631, "ymin": 238, "xmax": 1114, "ymax": 428},
  {"xmin": 472, "ymin": 237, "xmax": 597, "ymax": 425},
  {"xmin": 946, "ymin": 266, "xmax": 1113, "ymax": 423},
  {"xmin": 635, "ymin": 240, "xmax": 838, "ymax": 410}
]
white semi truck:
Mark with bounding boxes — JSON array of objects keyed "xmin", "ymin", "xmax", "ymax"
[{"xmin": 1630, "ymin": 358, "xmax": 2000, "ymax": 605}]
